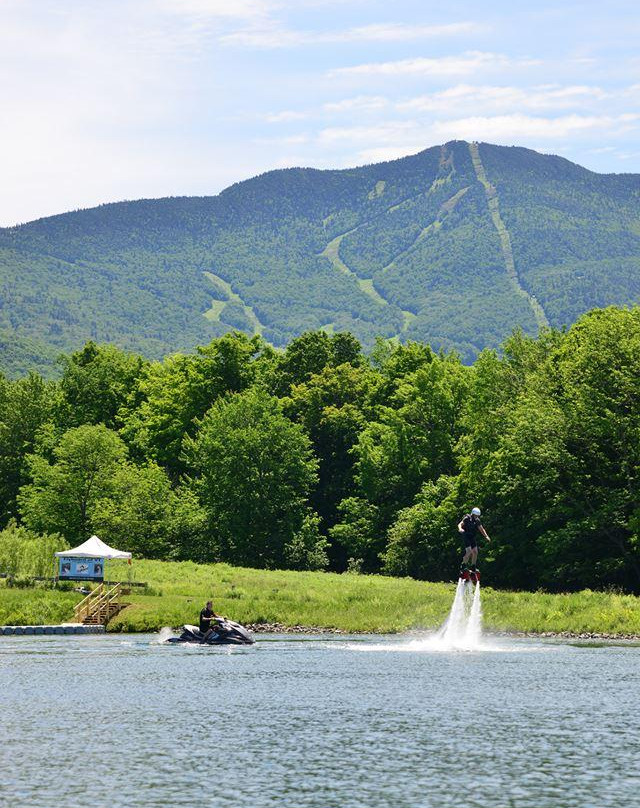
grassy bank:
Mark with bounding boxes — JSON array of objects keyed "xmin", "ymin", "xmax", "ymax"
[
  {"xmin": 1, "ymin": 560, "xmax": 640, "ymax": 635},
  {"xmin": 0, "ymin": 586, "xmax": 83, "ymax": 626}
]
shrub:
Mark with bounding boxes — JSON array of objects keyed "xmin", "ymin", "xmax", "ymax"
[{"xmin": 0, "ymin": 520, "xmax": 69, "ymax": 578}]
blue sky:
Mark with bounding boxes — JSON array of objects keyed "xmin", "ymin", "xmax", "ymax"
[{"xmin": 1, "ymin": 0, "xmax": 639, "ymax": 225}]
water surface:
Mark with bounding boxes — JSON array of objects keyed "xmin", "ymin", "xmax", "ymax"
[{"xmin": 1, "ymin": 632, "xmax": 639, "ymax": 808}]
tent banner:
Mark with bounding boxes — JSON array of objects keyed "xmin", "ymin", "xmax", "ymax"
[{"xmin": 58, "ymin": 556, "xmax": 105, "ymax": 581}]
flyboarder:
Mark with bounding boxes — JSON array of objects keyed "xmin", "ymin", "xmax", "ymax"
[{"xmin": 458, "ymin": 507, "xmax": 491, "ymax": 582}]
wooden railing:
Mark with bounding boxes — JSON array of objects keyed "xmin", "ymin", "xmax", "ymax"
[
  {"xmin": 74, "ymin": 583, "xmax": 124, "ymax": 625},
  {"xmin": 73, "ymin": 584, "xmax": 104, "ymax": 620}
]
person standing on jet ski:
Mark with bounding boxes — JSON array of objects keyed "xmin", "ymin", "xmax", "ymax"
[
  {"xmin": 458, "ymin": 507, "xmax": 491, "ymax": 573},
  {"xmin": 199, "ymin": 600, "xmax": 221, "ymax": 642}
]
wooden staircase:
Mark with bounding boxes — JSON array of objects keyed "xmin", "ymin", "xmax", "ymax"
[{"xmin": 74, "ymin": 583, "xmax": 126, "ymax": 626}]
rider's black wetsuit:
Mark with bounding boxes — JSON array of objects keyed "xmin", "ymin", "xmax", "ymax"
[
  {"xmin": 199, "ymin": 607, "xmax": 215, "ymax": 634},
  {"xmin": 460, "ymin": 513, "xmax": 482, "ymax": 549}
]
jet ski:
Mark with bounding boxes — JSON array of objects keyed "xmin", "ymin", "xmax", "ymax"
[{"xmin": 166, "ymin": 618, "xmax": 254, "ymax": 645}]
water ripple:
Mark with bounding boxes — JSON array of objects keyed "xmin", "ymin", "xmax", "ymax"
[{"xmin": 1, "ymin": 633, "xmax": 639, "ymax": 808}]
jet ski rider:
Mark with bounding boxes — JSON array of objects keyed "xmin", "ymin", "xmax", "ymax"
[
  {"xmin": 458, "ymin": 507, "xmax": 491, "ymax": 573},
  {"xmin": 199, "ymin": 600, "xmax": 221, "ymax": 642}
]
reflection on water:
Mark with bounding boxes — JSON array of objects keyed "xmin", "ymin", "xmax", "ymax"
[{"xmin": 2, "ymin": 632, "xmax": 639, "ymax": 808}]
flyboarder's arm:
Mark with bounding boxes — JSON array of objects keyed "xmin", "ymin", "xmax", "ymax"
[
  {"xmin": 479, "ymin": 525, "xmax": 491, "ymax": 542},
  {"xmin": 457, "ymin": 520, "xmax": 465, "ymax": 533}
]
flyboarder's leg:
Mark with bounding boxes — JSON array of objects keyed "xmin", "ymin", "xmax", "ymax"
[
  {"xmin": 460, "ymin": 545, "xmax": 472, "ymax": 573},
  {"xmin": 470, "ymin": 547, "xmax": 478, "ymax": 571}
]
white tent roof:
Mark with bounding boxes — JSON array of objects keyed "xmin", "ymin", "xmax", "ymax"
[{"xmin": 55, "ymin": 535, "xmax": 132, "ymax": 560}]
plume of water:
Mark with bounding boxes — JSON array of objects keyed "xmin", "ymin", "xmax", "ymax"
[
  {"xmin": 154, "ymin": 627, "xmax": 174, "ymax": 644},
  {"xmin": 439, "ymin": 579, "xmax": 470, "ymax": 646},
  {"xmin": 464, "ymin": 581, "xmax": 483, "ymax": 647},
  {"xmin": 434, "ymin": 579, "xmax": 483, "ymax": 651}
]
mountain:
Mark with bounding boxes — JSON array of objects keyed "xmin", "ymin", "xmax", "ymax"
[{"xmin": 1, "ymin": 140, "xmax": 640, "ymax": 375}]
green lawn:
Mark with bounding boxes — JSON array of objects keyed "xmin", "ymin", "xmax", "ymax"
[{"xmin": 1, "ymin": 560, "xmax": 640, "ymax": 635}]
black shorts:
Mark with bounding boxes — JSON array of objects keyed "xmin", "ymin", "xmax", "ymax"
[
  {"xmin": 200, "ymin": 625, "xmax": 211, "ymax": 634},
  {"xmin": 462, "ymin": 534, "xmax": 478, "ymax": 550}
]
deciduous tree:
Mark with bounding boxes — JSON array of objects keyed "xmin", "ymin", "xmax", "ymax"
[{"xmin": 186, "ymin": 388, "xmax": 324, "ymax": 569}]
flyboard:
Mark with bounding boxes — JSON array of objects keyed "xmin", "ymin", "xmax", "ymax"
[{"xmin": 459, "ymin": 567, "xmax": 480, "ymax": 584}]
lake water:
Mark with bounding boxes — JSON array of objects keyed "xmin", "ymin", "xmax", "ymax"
[{"xmin": 1, "ymin": 631, "xmax": 639, "ymax": 808}]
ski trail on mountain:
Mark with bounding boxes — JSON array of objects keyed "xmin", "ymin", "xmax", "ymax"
[
  {"xmin": 203, "ymin": 271, "xmax": 264, "ymax": 334},
  {"xmin": 320, "ymin": 224, "xmax": 417, "ymax": 331},
  {"xmin": 319, "ymin": 146, "xmax": 463, "ymax": 332},
  {"xmin": 469, "ymin": 142, "xmax": 549, "ymax": 330},
  {"xmin": 320, "ymin": 231, "xmax": 417, "ymax": 332},
  {"xmin": 320, "ymin": 230, "xmax": 389, "ymax": 307},
  {"xmin": 379, "ymin": 186, "xmax": 470, "ymax": 275}
]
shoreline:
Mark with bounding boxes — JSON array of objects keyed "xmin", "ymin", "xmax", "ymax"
[
  {"xmin": 1, "ymin": 622, "xmax": 638, "ymax": 641},
  {"xmin": 244, "ymin": 623, "xmax": 640, "ymax": 641},
  {"xmin": 4, "ymin": 562, "xmax": 640, "ymax": 638}
]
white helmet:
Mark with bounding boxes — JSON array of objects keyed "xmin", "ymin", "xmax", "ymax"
[{"xmin": 471, "ymin": 507, "xmax": 481, "ymax": 516}]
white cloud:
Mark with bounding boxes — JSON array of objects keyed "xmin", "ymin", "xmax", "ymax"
[
  {"xmin": 265, "ymin": 110, "xmax": 309, "ymax": 123},
  {"xmin": 357, "ymin": 145, "xmax": 425, "ymax": 163},
  {"xmin": 343, "ymin": 22, "xmax": 481, "ymax": 41},
  {"xmin": 157, "ymin": 0, "xmax": 271, "ymax": 21},
  {"xmin": 252, "ymin": 80, "xmax": 638, "ymax": 136},
  {"xmin": 318, "ymin": 122, "xmax": 421, "ymax": 145},
  {"xmin": 323, "ymin": 95, "xmax": 388, "ymax": 113},
  {"xmin": 328, "ymin": 51, "xmax": 536, "ymax": 78},
  {"xmin": 262, "ymin": 95, "xmax": 389, "ymax": 126},
  {"xmin": 571, "ymin": 57, "xmax": 597, "ymax": 66},
  {"xmin": 0, "ymin": 1, "xmax": 235, "ymax": 224},
  {"xmin": 219, "ymin": 24, "xmax": 303, "ymax": 48},
  {"xmin": 311, "ymin": 113, "xmax": 640, "ymax": 168},
  {"xmin": 221, "ymin": 20, "xmax": 482, "ymax": 48},
  {"xmin": 398, "ymin": 84, "xmax": 609, "ymax": 114},
  {"xmin": 265, "ymin": 95, "xmax": 389, "ymax": 123},
  {"xmin": 255, "ymin": 134, "xmax": 311, "ymax": 146},
  {"xmin": 431, "ymin": 113, "xmax": 640, "ymax": 141}
]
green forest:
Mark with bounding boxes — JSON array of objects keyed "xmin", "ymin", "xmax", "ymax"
[
  {"xmin": 2, "ymin": 304, "xmax": 640, "ymax": 594},
  {"xmin": 2, "ymin": 141, "xmax": 640, "ymax": 377}
]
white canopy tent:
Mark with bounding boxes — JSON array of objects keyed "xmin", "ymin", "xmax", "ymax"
[
  {"xmin": 55, "ymin": 537, "xmax": 133, "ymax": 620},
  {"xmin": 55, "ymin": 535, "xmax": 132, "ymax": 560}
]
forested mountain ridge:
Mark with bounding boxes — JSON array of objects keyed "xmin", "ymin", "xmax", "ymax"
[{"xmin": 2, "ymin": 140, "xmax": 640, "ymax": 375}]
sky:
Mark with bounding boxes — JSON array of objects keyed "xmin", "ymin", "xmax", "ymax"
[{"xmin": 1, "ymin": 0, "xmax": 639, "ymax": 225}]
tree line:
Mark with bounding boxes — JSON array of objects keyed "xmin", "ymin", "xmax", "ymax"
[{"xmin": 1, "ymin": 304, "xmax": 639, "ymax": 592}]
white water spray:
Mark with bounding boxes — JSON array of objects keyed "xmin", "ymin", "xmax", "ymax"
[
  {"xmin": 439, "ymin": 580, "xmax": 470, "ymax": 646},
  {"xmin": 154, "ymin": 627, "xmax": 174, "ymax": 644},
  {"xmin": 464, "ymin": 581, "xmax": 483, "ymax": 647},
  {"xmin": 435, "ymin": 579, "xmax": 483, "ymax": 651}
]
